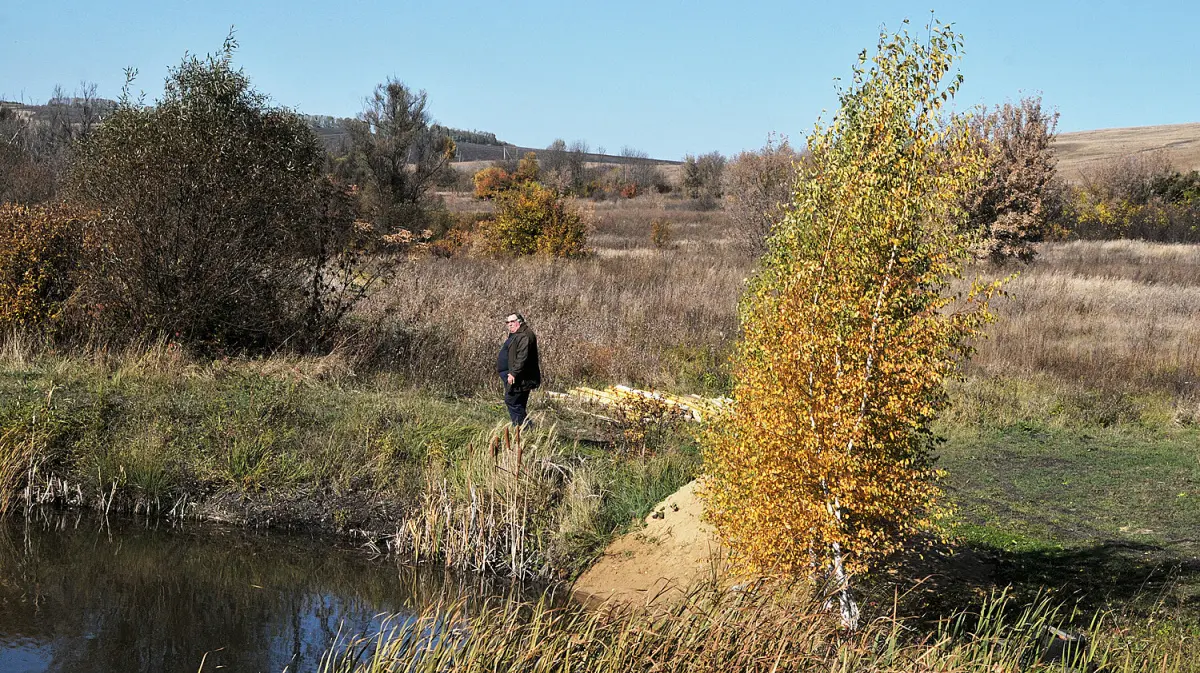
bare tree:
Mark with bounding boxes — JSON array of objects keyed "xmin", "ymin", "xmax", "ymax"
[
  {"xmin": 541, "ymin": 138, "xmax": 592, "ymax": 194},
  {"xmin": 76, "ymin": 81, "xmax": 103, "ymax": 138},
  {"xmin": 1078, "ymin": 149, "xmax": 1172, "ymax": 204},
  {"xmin": 0, "ymin": 82, "xmax": 105, "ymax": 203},
  {"xmin": 725, "ymin": 134, "xmax": 799, "ymax": 255},
  {"xmin": 620, "ymin": 145, "xmax": 661, "ymax": 190}
]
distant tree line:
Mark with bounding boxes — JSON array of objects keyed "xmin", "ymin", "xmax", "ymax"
[
  {"xmin": 430, "ymin": 125, "xmax": 504, "ymax": 147},
  {"xmin": 721, "ymin": 94, "xmax": 1200, "ymax": 261},
  {"xmin": 299, "ymin": 117, "xmax": 506, "ymax": 148}
]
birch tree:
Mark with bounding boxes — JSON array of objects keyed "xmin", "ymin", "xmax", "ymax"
[{"xmin": 701, "ymin": 20, "xmax": 1002, "ymax": 628}]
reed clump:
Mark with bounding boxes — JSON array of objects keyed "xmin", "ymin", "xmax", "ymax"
[
  {"xmin": 386, "ymin": 423, "xmax": 590, "ymax": 580},
  {"xmin": 383, "ymin": 421, "xmax": 696, "ymax": 580},
  {"xmin": 0, "ymin": 427, "xmax": 34, "ymax": 517}
]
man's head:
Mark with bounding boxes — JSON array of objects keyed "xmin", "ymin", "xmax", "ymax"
[{"xmin": 505, "ymin": 313, "xmax": 524, "ymax": 334}]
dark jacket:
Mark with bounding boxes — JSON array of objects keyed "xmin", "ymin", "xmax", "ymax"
[{"xmin": 505, "ymin": 323, "xmax": 541, "ymax": 392}]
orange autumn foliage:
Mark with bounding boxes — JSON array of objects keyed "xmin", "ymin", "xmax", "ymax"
[
  {"xmin": 701, "ymin": 22, "xmax": 1004, "ymax": 583},
  {"xmin": 472, "ymin": 166, "xmax": 513, "ymax": 199},
  {"xmin": 0, "ymin": 202, "xmax": 84, "ymax": 331}
]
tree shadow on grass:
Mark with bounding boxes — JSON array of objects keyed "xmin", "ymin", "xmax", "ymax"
[{"xmin": 864, "ymin": 538, "xmax": 1200, "ymax": 624}]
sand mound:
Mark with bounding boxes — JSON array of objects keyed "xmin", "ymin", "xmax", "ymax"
[{"xmin": 572, "ymin": 480, "xmax": 727, "ymax": 606}]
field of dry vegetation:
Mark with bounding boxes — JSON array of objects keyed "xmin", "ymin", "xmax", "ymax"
[
  {"xmin": 290, "ymin": 194, "xmax": 1200, "ymax": 671},
  {"xmin": 972, "ymin": 241, "xmax": 1200, "ymax": 401},
  {"xmin": 351, "ymin": 196, "xmax": 746, "ymax": 395},
  {"xmin": 359, "ymin": 195, "xmax": 1200, "ymax": 417}
]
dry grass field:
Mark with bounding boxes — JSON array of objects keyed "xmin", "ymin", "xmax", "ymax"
[
  {"xmin": 970, "ymin": 240, "xmax": 1200, "ymax": 399},
  {"xmin": 355, "ymin": 197, "xmax": 743, "ymax": 394},
  {"xmin": 358, "ymin": 197, "xmax": 1200, "ymax": 418},
  {"xmin": 1052, "ymin": 122, "xmax": 1200, "ymax": 181}
]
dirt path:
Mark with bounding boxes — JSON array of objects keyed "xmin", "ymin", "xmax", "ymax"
[{"xmin": 572, "ymin": 480, "xmax": 728, "ymax": 606}]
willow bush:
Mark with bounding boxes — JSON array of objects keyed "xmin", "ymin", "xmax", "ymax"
[
  {"xmin": 67, "ymin": 35, "xmax": 371, "ymax": 350},
  {"xmin": 701, "ymin": 21, "xmax": 1003, "ymax": 626}
]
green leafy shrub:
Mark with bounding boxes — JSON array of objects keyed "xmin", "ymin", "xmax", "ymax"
[
  {"xmin": 681, "ymin": 151, "xmax": 726, "ymax": 209},
  {"xmin": 67, "ymin": 36, "xmax": 372, "ymax": 349}
]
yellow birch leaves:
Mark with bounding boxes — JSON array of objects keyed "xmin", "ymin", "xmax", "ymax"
[{"xmin": 702, "ymin": 21, "xmax": 1002, "ymax": 578}]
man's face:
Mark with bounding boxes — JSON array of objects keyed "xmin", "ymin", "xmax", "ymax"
[{"xmin": 506, "ymin": 319, "xmax": 520, "ymax": 334}]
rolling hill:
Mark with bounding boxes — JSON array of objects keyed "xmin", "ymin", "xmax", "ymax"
[{"xmin": 1052, "ymin": 123, "xmax": 1200, "ymax": 180}]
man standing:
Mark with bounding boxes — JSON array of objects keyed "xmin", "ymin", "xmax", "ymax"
[{"xmin": 496, "ymin": 313, "xmax": 541, "ymax": 426}]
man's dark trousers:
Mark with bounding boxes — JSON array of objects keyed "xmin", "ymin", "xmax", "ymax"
[{"xmin": 504, "ymin": 384, "xmax": 530, "ymax": 425}]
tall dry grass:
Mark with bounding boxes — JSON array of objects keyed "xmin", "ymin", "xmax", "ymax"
[
  {"xmin": 970, "ymin": 240, "xmax": 1200, "ymax": 400},
  {"xmin": 385, "ymin": 423, "xmax": 603, "ymax": 580},
  {"xmin": 352, "ymin": 199, "xmax": 1200, "ymax": 415},
  {"xmin": 350, "ymin": 201, "xmax": 746, "ymax": 394},
  {"xmin": 316, "ymin": 584, "xmax": 1195, "ymax": 672},
  {"xmin": 0, "ymin": 426, "xmax": 34, "ymax": 517}
]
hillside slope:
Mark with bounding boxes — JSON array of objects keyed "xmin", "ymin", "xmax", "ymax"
[{"xmin": 1053, "ymin": 123, "xmax": 1200, "ymax": 179}]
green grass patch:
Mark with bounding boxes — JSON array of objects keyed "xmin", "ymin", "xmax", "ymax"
[
  {"xmin": 0, "ymin": 351, "xmax": 702, "ymax": 579},
  {"xmin": 934, "ymin": 415, "xmax": 1200, "ymax": 612},
  {"xmin": 939, "ymin": 423, "xmax": 1199, "ymax": 549}
]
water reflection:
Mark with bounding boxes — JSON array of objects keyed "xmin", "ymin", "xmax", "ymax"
[{"xmin": 0, "ymin": 511, "xmax": 545, "ymax": 672}]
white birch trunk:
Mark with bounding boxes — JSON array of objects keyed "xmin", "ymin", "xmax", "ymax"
[{"xmin": 829, "ymin": 541, "xmax": 860, "ymax": 630}]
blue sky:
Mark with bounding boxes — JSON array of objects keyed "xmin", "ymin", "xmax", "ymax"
[{"xmin": 3, "ymin": 1, "xmax": 1197, "ymax": 159}]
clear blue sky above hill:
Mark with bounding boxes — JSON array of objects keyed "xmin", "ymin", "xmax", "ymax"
[{"xmin": 3, "ymin": 1, "xmax": 1197, "ymax": 159}]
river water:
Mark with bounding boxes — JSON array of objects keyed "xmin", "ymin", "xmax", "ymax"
[{"xmin": 0, "ymin": 512, "xmax": 548, "ymax": 672}]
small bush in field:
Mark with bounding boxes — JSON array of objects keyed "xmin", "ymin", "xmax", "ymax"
[
  {"xmin": 514, "ymin": 152, "xmax": 540, "ymax": 183},
  {"xmin": 428, "ymin": 228, "xmax": 472, "ymax": 258},
  {"xmin": 0, "ymin": 202, "xmax": 83, "ymax": 331},
  {"xmin": 1152, "ymin": 170, "xmax": 1200, "ymax": 204},
  {"xmin": 479, "ymin": 182, "xmax": 587, "ymax": 257},
  {"xmin": 620, "ymin": 183, "xmax": 639, "ymax": 199},
  {"xmin": 472, "ymin": 166, "xmax": 512, "ymax": 199},
  {"xmin": 682, "ymin": 151, "xmax": 726, "ymax": 207},
  {"xmin": 725, "ymin": 134, "xmax": 798, "ymax": 255},
  {"xmin": 650, "ymin": 218, "xmax": 672, "ymax": 249}
]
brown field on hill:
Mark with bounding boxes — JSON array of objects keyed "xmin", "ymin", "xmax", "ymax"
[{"xmin": 1052, "ymin": 123, "xmax": 1200, "ymax": 180}]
